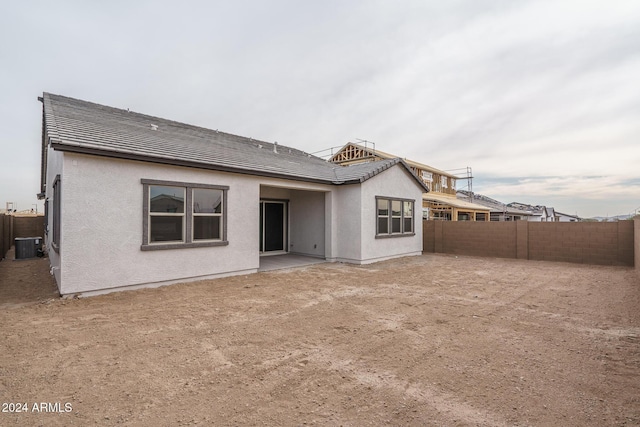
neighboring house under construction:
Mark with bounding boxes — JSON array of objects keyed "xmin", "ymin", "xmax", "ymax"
[{"xmin": 329, "ymin": 142, "xmax": 490, "ymax": 221}]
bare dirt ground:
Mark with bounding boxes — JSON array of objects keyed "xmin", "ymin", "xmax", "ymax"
[{"xmin": 1, "ymin": 250, "xmax": 639, "ymax": 426}]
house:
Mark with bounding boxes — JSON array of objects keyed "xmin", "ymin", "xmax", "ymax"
[
  {"xmin": 526, "ymin": 206, "xmax": 556, "ymax": 222},
  {"xmin": 329, "ymin": 142, "xmax": 490, "ymax": 221},
  {"xmin": 456, "ymin": 191, "xmax": 535, "ymax": 221},
  {"xmin": 519, "ymin": 206, "xmax": 582, "ymax": 222},
  {"xmin": 555, "ymin": 211, "xmax": 581, "ymax": 222},
  {"xmin": 38, "ymin": 93, "xmax": 427, "ymax": 296},
  {"xmin": 507, "ymin": 202, "xmax": 559, "ymax": 222}
]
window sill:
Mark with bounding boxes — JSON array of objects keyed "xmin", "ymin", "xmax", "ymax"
[
  {"xmin": 375, "ymin": 233, "xmax": 416, "ymax": 239},
  {"xmin": 141, "ymin": 241, "xmax": 229, "ymax": 251}
]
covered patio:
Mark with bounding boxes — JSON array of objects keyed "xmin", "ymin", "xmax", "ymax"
[{"xmin": 258, "ymin": 253, "xmax": 327, "ymax": 272}]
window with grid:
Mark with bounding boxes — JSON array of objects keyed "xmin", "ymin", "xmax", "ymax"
[{"xmin": 376, "ymin": 197, "xmax": 414, "ymax": 237}]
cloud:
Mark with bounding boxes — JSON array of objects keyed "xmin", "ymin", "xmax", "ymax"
[
  {"xmin": 480, "ymin": 175, "xmax": 637, "ymax": 199},
  {"xmin": 473, "ymin": 174, "xmax": 640, "ymax": 217}
]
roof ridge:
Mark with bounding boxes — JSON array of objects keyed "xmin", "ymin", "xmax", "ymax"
[{"xmin": 43, "ymin": 92, "xmax": 320, "ymax": 158}]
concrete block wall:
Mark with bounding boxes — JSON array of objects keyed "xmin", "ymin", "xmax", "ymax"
[
  {"xmin": 516, "ymin": 221, "xmax": 528, "ymax": 260},
  {"xmin": 12, "ymin": 216, "xmax": 45, "ymax": 240},
  {"xmin": 617, "ymin": 220, "xmax": 635, "ymax": 267},
  {"xmin": 423, "ymin": 221, "xmax": 435, "ymax": 253},
  {"xmin": 0, "ymin": 214, "xmax": 6, "ymax": 259},
  {"xmin": 1, "ymin": 214, "xmax": 12, "ymax": 260},
  {"xmin": 528, "ymin": 222, "xmax": 632, "ymax": 265},
  {"xmin": 441, "ymin": 221, "xmax": 517, "ymax": 259},
  {"xmin": 424, "ymin": 220, "xmax": 635, "ymax": 267}
]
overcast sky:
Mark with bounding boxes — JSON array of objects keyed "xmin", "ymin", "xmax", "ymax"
[{"xmin": 1, "ymin": 0, "xmax": 639, "ymax": 218}]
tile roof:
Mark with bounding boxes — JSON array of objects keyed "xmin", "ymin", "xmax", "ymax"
[
  {"xmin": 41, "ymin": 93, "xmax": 428, "ymax": 191},
  {"xmin": 456, "ymin": 190, "xmax": 534, "ymax": 214}
]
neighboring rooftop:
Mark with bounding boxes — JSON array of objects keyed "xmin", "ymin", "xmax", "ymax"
[
  {"xmin": 457, "ymin": 190, "xmax": 535, "ymax": 215},
  {"xmin": 507, "ymin": 201, "xmax": 546, "ymax": 213},
  {"xmin": 457, "ymin": 192, "xmax": 587, "ymax": 221},
  {"xmin": 40, "ymin": 93, "xmax": 428, "ymax": 191},
  {"xmin": 329, "ymin": 142, "xmax": 460, "ymax": 179}
]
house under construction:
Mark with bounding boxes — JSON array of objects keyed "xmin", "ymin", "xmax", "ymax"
[{"xmin": 329, "ymin": 142, "xmax": 490, "ymax": 221}]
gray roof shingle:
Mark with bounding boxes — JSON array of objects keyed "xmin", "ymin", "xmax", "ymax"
[{"xmin": 42, "ymin": 93, "xmax": 428, "ymax": 191}]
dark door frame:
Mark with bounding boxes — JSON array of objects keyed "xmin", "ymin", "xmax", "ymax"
[{"xmin": 259, "ymin": 199, "xmax": 288, "ymax": 255}]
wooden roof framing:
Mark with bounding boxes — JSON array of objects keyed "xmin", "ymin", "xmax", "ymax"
[{"xmin": 329, "ymin": 142, "xmax": 459, "ymax": 179}]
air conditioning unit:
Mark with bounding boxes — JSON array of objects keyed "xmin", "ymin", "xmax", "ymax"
[{"xmin": 15, "ymin": 237, "xmax": 43, "ymax": 260}]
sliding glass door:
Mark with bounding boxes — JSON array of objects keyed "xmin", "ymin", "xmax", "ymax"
[{"xmin": 260, "ymin": 201, "xmax": 287, "ymax": 253}]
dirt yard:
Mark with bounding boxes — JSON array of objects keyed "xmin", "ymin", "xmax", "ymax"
[{"xmin": 1, "ymin": 251, "xmax": 639, "ymax": 426}]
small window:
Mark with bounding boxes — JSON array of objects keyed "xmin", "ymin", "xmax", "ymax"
[
  {"xmin": 193, "ymin": 188, "xmax": 223, "ymax": 241},
  {"xmin": 142, "ymin": 179, "xmax": 228, "ymax": 250},
  {"xmin": 149, "ymin": 186, "xmax": 185, "ymax": 243},
  {"xmin": 376, "ymin": 197, "xmax": 414, "ymax": 238},
  {"xmin": 44, "ymin": 198, "xmax": 49, "ymax": 236},
  {"xmin": 377, "ymin": 199, "xmax": 389, "ymax": 234},
  {"xmin": 403, "ymin": 201, "xmax": 413, "ymax": 233},
  {"xmin": 391, "ymin": 200, "xmax": 402, "ymax": 233},
  {"xmin": 52, "ymin": 175, "xmax": 61, "ymax": 252}
]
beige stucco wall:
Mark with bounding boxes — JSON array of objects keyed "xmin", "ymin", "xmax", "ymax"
[
  {"xmin": 60, "ymin": 153, "xmax": 264, "ymax": 294},
  {"xmin": 57, "ymin": 154, "xmax": 346, "ymax": 295},
  {"xmin": 332, "ymin": 184, "xmax": 362, "ymax": 262},
  {"xmin": 289, "ymin": 190, "xmax": 326, "ymax": 257},
  {"xmin": 53, "ymin": 153, "xmax": 427, "ymax": 294}
]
